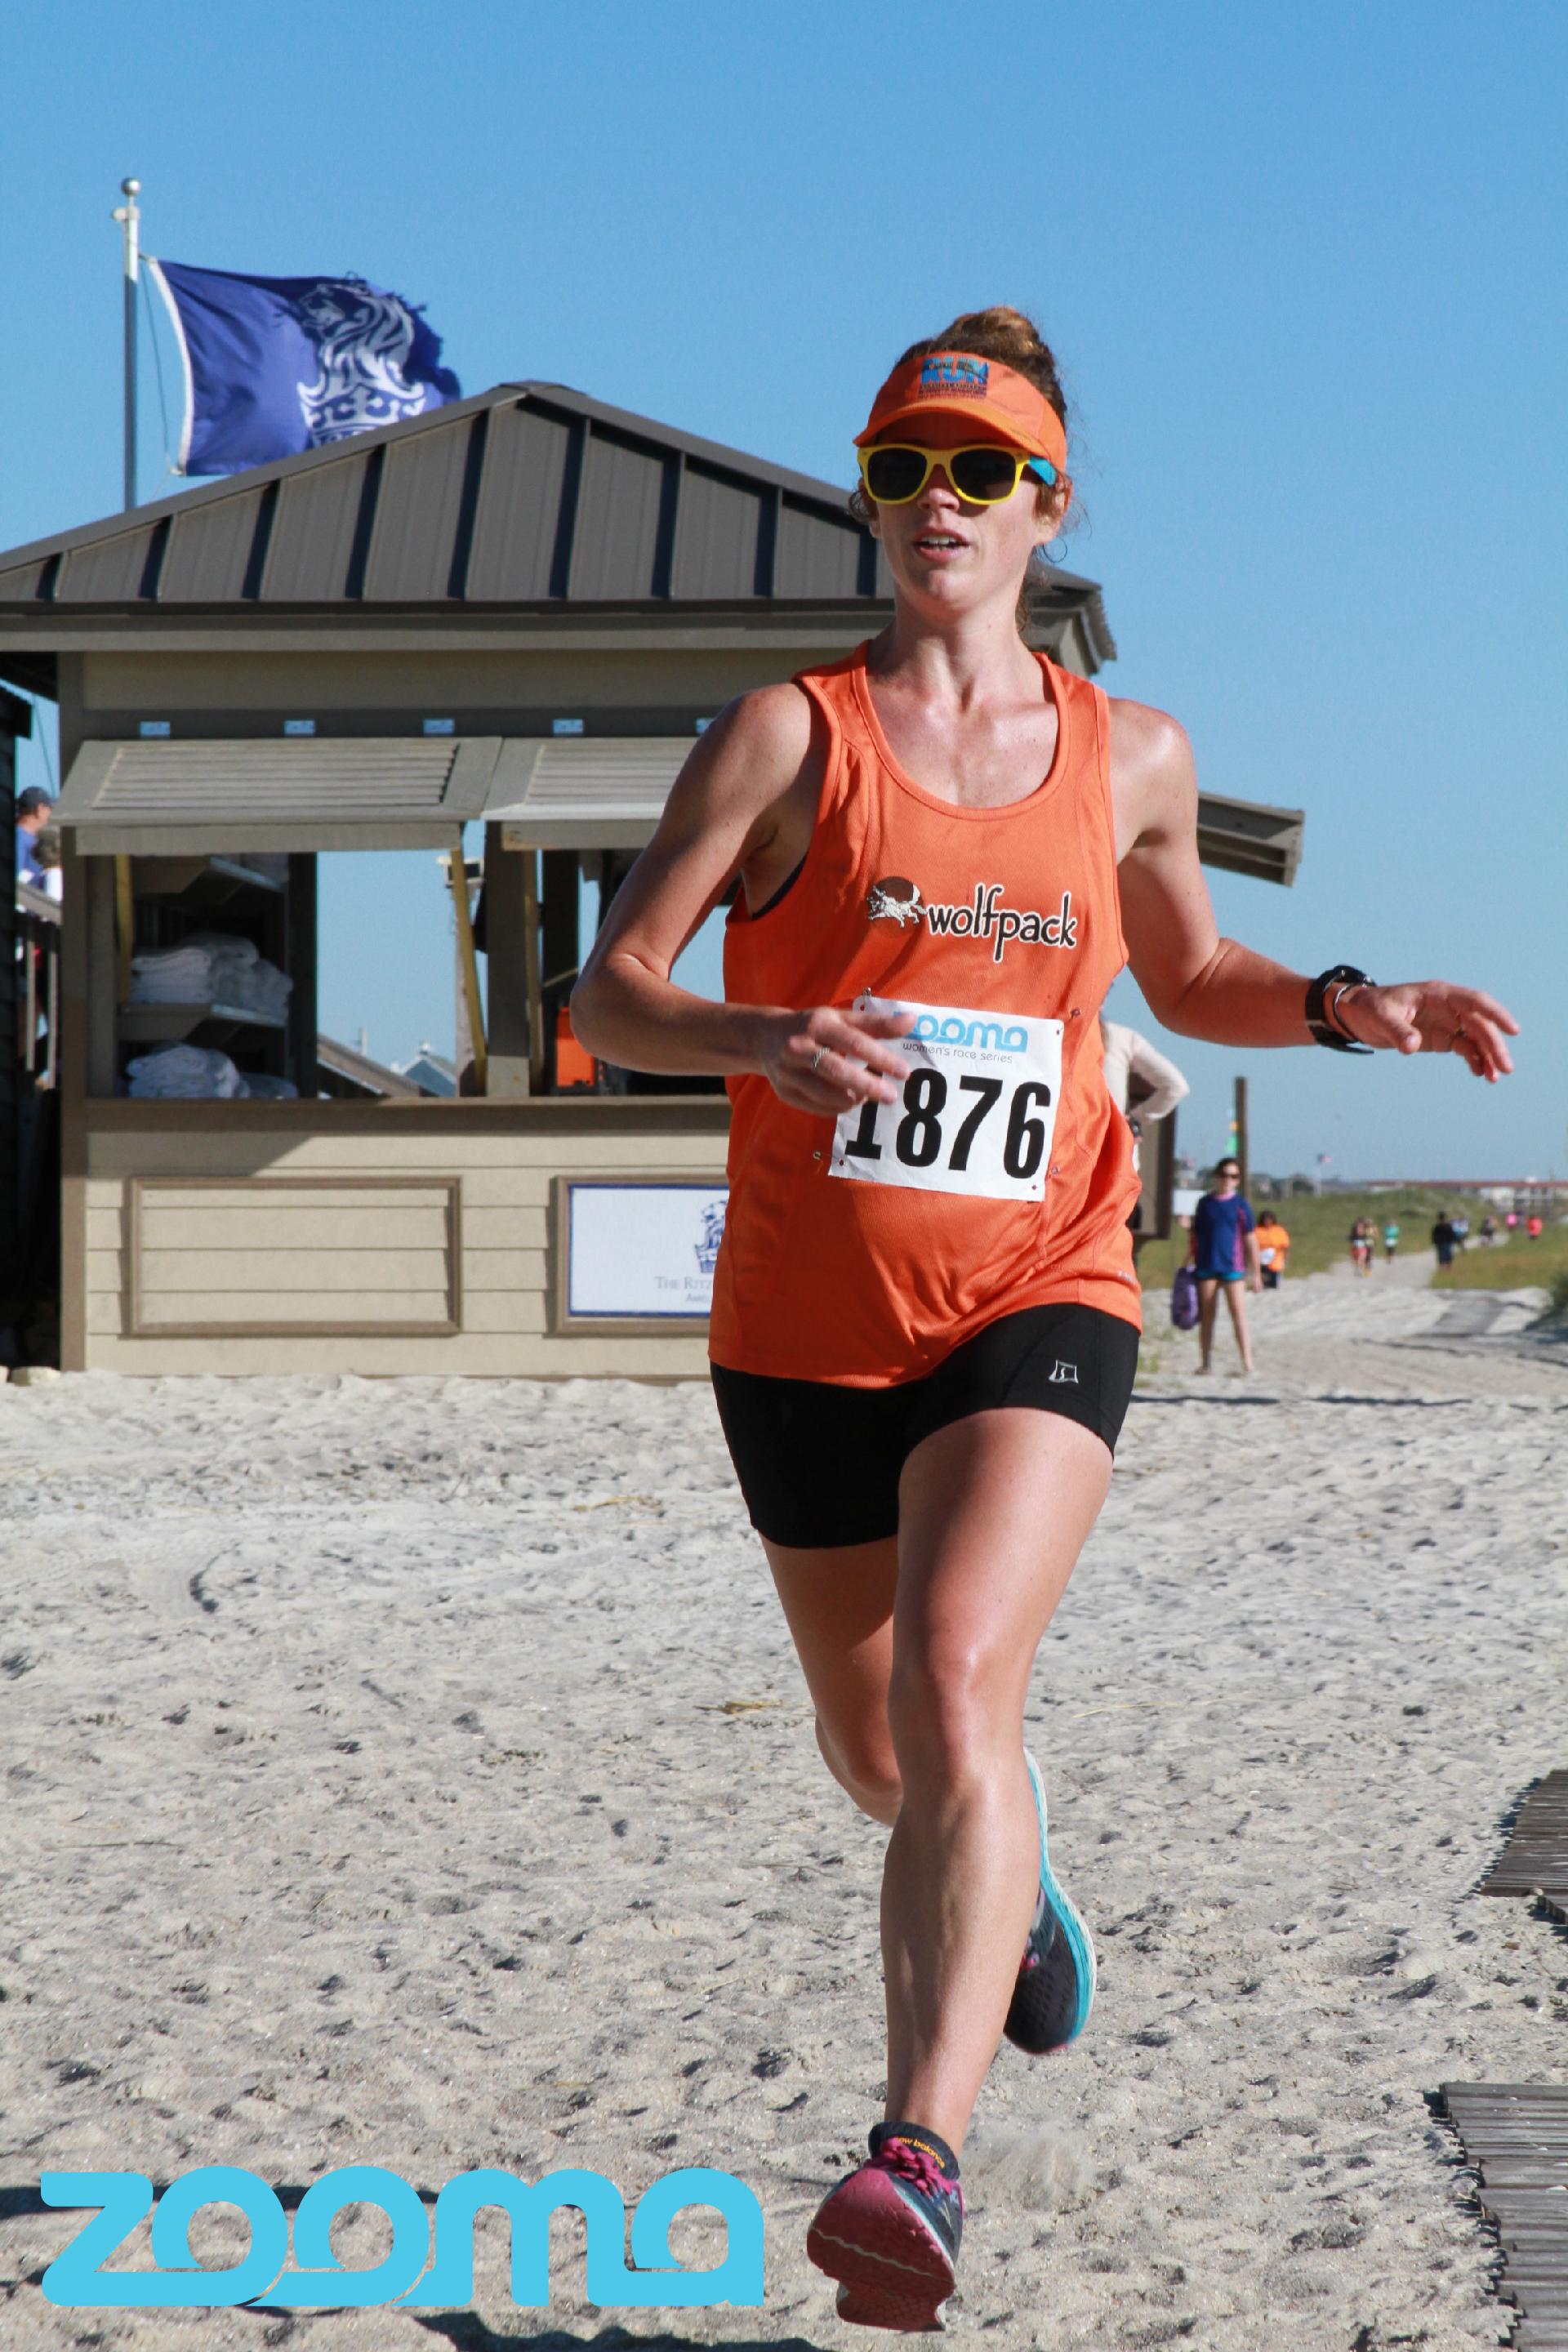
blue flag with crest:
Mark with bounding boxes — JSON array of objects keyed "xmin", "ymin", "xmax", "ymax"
[{"xmin": 146, "ymin": 259, "xmax": 462, "ymax": 475}]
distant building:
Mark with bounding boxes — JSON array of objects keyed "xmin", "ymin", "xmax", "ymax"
[{"xmin": 394, "ymin": 1043, "xmax": 457, "ymax": 1098}]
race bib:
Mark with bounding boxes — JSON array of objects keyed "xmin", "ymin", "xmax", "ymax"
[{"xmin": 829, "ymin": 995, "xmax": 1063, "ymax": 1203}]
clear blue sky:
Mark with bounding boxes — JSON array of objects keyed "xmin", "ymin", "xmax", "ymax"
[{"xmin": 7, "ymin": 1, "xmax": 1563, "ymax": 1177}]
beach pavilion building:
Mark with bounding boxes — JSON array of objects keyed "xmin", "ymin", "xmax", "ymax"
[{"xmin": 0, "ymin": 380, "xmax": 1303, "ymax": 1377}]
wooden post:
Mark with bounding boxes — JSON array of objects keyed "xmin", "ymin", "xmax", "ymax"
[
  {"xmin": 1234, "ymin": 1075, "xmax": 1250, "ymax": 1197},
  {"xmin": 523, "ymin": 852, "xmax": 544, "ymax": 1093},
  {"xmin": 540, "ymin": 849, "xmax": 580, "ymax": 1094},
  {"xmin": 286, "ymin": 854, "xmax": 318, "ymax": 1098},
  {"xmin": 114, "ymin": 854, "xmax": 136, "ymax": 1009},
  {"xmin": 448, "ymin": 846, "xmax": 488, "ymax": 1094},
  {"xmin": 480, "ymin": 824, "xmax": 535, "ymax": 1098}
]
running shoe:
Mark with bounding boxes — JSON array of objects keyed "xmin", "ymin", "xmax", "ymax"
[
  {"xmin": 1003, "ymin": 1748, "xmax": 1096, "ymax": 2054},
  {"xmin": 807, "ymin": 2121, "xmax": 964, "ymax": 2332}
]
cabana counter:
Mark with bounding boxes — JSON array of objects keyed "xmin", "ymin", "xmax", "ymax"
[{"xmin": 75, "ymin": 1095, "xmax": 728, "ymax": 1375}]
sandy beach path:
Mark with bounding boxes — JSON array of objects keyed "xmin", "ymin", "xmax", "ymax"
[{"xmin": 2, "ymin": 1269, "xmax": 1565, "ymax": 2348}]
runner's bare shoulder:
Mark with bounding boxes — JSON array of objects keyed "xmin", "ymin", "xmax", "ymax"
[
  {"xmin": 1104, "ymin": 694, "xmax": 1196, "ymax": 854},
  {"xmin": 656, "ymin": 682, "xmax": 818, "ymax": 858}
]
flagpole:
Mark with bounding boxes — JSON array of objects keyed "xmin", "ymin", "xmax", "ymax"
[{"xmin": 111, "ymin": 176, "xmax": 140, "ymax": 508}]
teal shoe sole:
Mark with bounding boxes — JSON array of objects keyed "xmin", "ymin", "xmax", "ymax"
[{"xmin": 1022, "ymin": 1747, "xmax": 1096, "ymax": 2044}]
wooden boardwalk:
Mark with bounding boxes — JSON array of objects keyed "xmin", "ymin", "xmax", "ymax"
[
  {"xmin": 1441, "ymin": 2082, "xmax": 1568, "ymax": 2350},
  {"xmin": 1481, "ymin": 1771, "xmax": 1568, "ymax": 1923}
]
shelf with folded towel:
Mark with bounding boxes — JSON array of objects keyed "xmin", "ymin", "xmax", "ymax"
[{"xmin": 117, "ymin": 1002, "xmax": 289, "ymax": 1045}]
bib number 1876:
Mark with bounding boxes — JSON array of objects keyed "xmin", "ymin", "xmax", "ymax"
[
  {"xmin": 842, "ymin": 1071, "xmax": 1053, "ymax": 1180},
  {"xmin": 827, "ymin": 997, "xmax": 1064, "ymax": 1204}
]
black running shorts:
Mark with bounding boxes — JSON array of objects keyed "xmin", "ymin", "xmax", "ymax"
[{"xmin": 710, "ymin": 1303, "xmax": 1140, "ymax": 1551}]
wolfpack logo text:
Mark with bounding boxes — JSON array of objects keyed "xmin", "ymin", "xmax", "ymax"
[{"xmin": 866, "ymin": 877, "xmax": 1078, "ymax": 963}]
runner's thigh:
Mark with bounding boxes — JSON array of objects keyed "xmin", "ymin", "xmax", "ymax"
[{"xmin": 891, "ymin": 1410, "xmax": 1113, "ymax": 1735}]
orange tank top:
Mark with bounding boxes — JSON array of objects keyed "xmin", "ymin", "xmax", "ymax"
[{"xmin": 708, "ymin": 642, "xmax": 1142, "ymax": 1385}]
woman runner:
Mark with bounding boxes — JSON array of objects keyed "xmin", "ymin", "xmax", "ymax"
[
  {"xmin": 1192, "ymin": 1156, "xmax": 1261, "ymax": 1369},
  {"xmin": 570, "ymin": 306, "xmax": 1517, "ymax": 2332}
]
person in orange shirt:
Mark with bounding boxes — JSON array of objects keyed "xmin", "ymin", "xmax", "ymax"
[
  {"xmin": 571, "ymin": 307, "xmax": 1518, "ymax": 2331},
  {"xmin": 1256, "ymin": 1208, "xmax": 1290, "ymax": 1288}
]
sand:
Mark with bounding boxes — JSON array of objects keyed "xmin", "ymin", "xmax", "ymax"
[{"xmin": 2, "ymin": 1260, "xmax": 1566, "ymax": 2349}]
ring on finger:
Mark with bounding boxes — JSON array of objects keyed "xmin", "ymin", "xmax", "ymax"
[{"xmin": 810, "ymin": 1045, "xmax": 828, "ymax": 1073}]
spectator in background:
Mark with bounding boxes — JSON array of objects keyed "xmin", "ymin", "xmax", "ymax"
[
  {"xmin": 1255, "ymin": 1208, "xmax": 1290, "ymax": 1289},
  {"xmin": 1099, "ymin": 1018, "xmax": 1190, "ymax": 1129},
  {"xmin": 1192, "ymin": 1156, "xmax": 1261, "ymax": 1373},
  {"xmin": 1382, "ymin": 1216, "xmax": 1401, "ymax": 1263},
  {"xmin": 1432, "ymin": 1211, "xmax": 1458, "ymax": 1268},
  {"xmin": 1452, "ymin": 1211, "xmax": 1470, "ymax": 1250},
  {"xmin": 1479, "ymin": 1214, "xmax": 1498, "ymax": 1246},
  {"xmin": 1527, "ymin": 1213, "xmax": 1545, "ymax": 1242},
  {"xmin": 31, "ymin": 823, "xmax": 63, "ymax": 903},
  {"xmin": 15, "ymin": 786, "xmax": 53, "ymax": 888}
]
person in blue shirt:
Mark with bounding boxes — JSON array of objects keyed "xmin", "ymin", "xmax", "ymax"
[
  {"xmin": 1190, "ymin": 1156, "xmax": 1261, "ymax": 1372},
  {"xmin": 15, "ymin": 786, "xmax": 53, "ymax": 889}
]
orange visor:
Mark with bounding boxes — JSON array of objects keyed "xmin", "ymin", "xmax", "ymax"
[{"xmin": 854, "ymin": 350, "xmax": 1067, "ymax": 477}]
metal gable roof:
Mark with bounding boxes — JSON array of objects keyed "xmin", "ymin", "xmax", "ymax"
[{"xmin": 0, "ymin": 377, "xmax": 1116, "ymax": 670}]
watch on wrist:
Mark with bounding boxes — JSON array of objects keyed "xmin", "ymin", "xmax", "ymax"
[{"xmin": 1305, "ymin": 964, "xmax": 1375, "ymax": 1054}]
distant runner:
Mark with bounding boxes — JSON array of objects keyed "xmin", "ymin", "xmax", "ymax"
[
  {"xmin": 1256, "ymin": 1208, "xmax": 1290, "ymax": 1288},
  {"xmin": 1193, "ymin": 1159, "xmax": 1261, "ymax": 1367},
  {"xmin": 571, "ymin": 305, "xmax": 1519, "ymax": 2332}
]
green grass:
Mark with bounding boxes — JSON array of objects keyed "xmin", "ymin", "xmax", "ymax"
[
  {"xmin": 1429, "ymin": 1223, "xmax": 1568, "ymax": 1294},
  {"xmin": 1135, "ymin": 1187, "xmax": 1551, "ymax": 1294}
]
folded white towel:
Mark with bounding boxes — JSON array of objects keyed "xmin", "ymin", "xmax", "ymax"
[{"xmin": 126, "ymin": 1044, "xmax": 247, "ymax": 1099}]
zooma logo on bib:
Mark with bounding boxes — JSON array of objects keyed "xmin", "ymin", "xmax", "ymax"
[
  {"xmin": 40, "ymin": 2162, "xmax": 764, "ymax": 2311},
  {"xmin": 909, "ymin": 1011, "xmax": 1030, "ymax": 1054},
  {"xmin": 866, "ymin": 878, "xmax": 1078, "ymax": 963}
]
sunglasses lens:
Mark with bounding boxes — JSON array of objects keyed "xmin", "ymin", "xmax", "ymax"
[
  {"xmin": 948, "ymin": 448, "xmax": 1022, "ymax": 501},
  {"xmin": 864, "ymin": 447, "xmax": 929, "ymax": 502}
]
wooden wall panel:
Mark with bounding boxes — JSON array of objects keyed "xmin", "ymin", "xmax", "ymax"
[{"xmin": 128, "ymin": 1176, "xmax": 460, "ymax": 1338}]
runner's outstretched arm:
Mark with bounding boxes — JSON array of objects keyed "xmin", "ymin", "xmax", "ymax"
[{"xmin": 1110, "ymin": 698, "xmax": 1518, "ymax": 1081}]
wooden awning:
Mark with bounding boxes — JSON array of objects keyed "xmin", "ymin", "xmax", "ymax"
[
  {"xmin": 489, "ymin": 737, "xmax": 697, "ymax": 849},
  {"xmin": 56, "ymin": 735, "xmax": 501, "ymax": 852},
  {"xmin": 492, "ymin": 736, "xmax": 1304, "ymax": 884},
  {"xmin": 56, "ymin": 728, "xmax": 1303, "ymax": 882}
]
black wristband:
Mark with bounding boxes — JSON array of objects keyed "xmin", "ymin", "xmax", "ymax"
[{"xmin": 1305, "ymin": 964, "xmax": 1375, "ymax": 1054}]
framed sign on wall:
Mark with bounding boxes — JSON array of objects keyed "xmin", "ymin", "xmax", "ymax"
[{"xmin": 550, "ymin": 1175, "xmax": 729, "ymax": 1335}]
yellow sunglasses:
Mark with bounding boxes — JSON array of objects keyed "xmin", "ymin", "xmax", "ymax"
[{"xmin": 856, "ymin": 442, "xmax": 1058, "ymax": 506}]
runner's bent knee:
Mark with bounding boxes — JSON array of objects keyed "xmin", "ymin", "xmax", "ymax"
[
  {"xmin": 885, "ymin": 1648, "xmax": 1021, "ymax": 1789},
  {"xmin": 814, "ymin": 1715, "xmax": 902, "ymax": 1821}
]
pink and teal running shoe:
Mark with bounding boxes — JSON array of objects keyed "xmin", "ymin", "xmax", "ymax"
[
  {"xmin": 1003, "ymin": 1748, "xmax": 1097, "ymax": 2054},
  {"xmin": 807, "ymin": 2121, "xmax": 964, "ymax": 2332}
]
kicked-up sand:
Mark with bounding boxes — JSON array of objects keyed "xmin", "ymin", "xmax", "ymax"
[{"xmin": 2, "ymin": 1261, "xmax": 1566, "ymax": 2348}]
